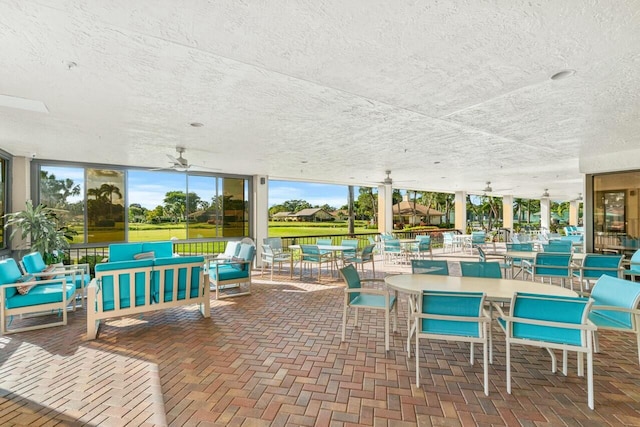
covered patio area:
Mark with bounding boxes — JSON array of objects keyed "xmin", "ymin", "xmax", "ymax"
[{"xmin": 1, "ymin": 252, "xmax": 638, "ymax": 426}]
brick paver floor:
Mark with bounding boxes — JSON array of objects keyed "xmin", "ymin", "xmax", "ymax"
[{"xmin": 0, "ymin": 255, "xmax": 639, "ymax": 426}]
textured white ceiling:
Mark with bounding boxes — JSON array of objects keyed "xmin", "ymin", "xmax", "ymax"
[{"xmin": 1, "ymin": 0, "xmax": 640, "ymax": 199}]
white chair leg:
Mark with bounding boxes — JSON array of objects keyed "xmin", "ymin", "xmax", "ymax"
[
  {"xmin": 506, "ymin": 343, "xmax": 512, "ymax": 394},
  {"xmin": 483, "ymin": 339, "xmax": 489, "ymax": 396},
  {"xmin": 341, "ymin": 298, "xmax": 348, "ymax": 342},
  {"xmin": 587, "ymin": 350, "xmax": 594, "ymax": 410},
  {"xmin": 415, "ymin": 333, "xmax": 420, "ymax": 387}
]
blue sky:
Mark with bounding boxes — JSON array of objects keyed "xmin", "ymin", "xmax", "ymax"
[{"xmin": 45, "ymin": 166, "xmax": 357, "ymax": 209}]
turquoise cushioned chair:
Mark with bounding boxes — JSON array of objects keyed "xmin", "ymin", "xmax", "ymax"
[
  {"xmin": 572, "ymin": 253, "xmax": 622, "ymax": 295},
  {"xmin": 588, "ymin": 275, "xmax": 640, "ymax": 365},
  {"xmin": 523, "ymin": 253, "xmax": 572, "ymax": 288},
  {"xmin": 346, "ymin": 244, "xmax": 376, "ymax": 277},
  {"xmin": 261, "ymin": 244, "xmax": 292, "ymax": 280},
  {"xmin": 414, "ymin": 291, "xmax": 491, "ymax": 395},
  {"xmin": 505, "ymin": 242, "xmax": 534, "ymax": 278},
  {"xmin": 339, "ymin": 264, "xmax": 397, "ymax": 352},
  {"xmin": 299, "ymin": 244, "xmax": 332, "ymax": 282},
  {"xmin": 22, "ymin": 251, "xmax": 90, "ymax": 309},
  {"xmin": 0, "ymin": 258, "xmax": 75, "ymax": 334},
  {"xmin": 495, "ymin": 292, "xmax": 596, "ymax": 409},
  {"xmin": 209, "ymin": 243, "xmax": 255, "ymax": 299}
]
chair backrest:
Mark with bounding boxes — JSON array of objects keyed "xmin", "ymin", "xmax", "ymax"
[
  {"xmin": 263, "ymin": 237, "xmax": 283, "ymax": 252},
  {"xmin": 471, "ymin": 231, "xmax": 485, "ymax": 244},
  {"xmin": 221, "ymin": 241, "xmax": 241, "ymax": 258},
  {"xmin": 580, "ymin": 254, "xmax": 623, "ymax": 279},
  {"xmin": 590, "ymin": 275, "xmax": 640, "ymax": 328},
  {"xmin": 506, "ymin": 242, "xmax": 534, "ymax": 252},
  {"xmin": 316, "ymin": 238, "xmax": 332, "ymax": 246},
  {"xmin": 629, "ymin": 250, "xmax": 640, "ymax": 273},
  {"xmin": 384, "ymin": 239, "xmax": 401, "ymax": 251},
  {"xmin": 237, "ymin": 243, "xmax": 256, "ymax": 263},
  {"xmin": 460, "ymin": 261, "xmax": 502, "ymax": 278},
  {"xmin": 360, "ymin": 244, "xmax": 375, "ymax": 261},
  {"xmin": 416, "ymin": 235, "xmax": 431, "ymax": 250},
  {"xmin": 420, "ymin": 291, "xmax": 485, "ymax": 337},
  {"xmin": 300, "ymin": 244, "xmax": 324, "ymax": 262},
  {"xmin": 534, "ymin": 253, "xmax": 572, "ymax": 277},
  {"xmin": 542, "ymin": 240, "xmax": 573, "ymax": 253},
  {"xmin": 0, "ymin": 258, "xmax": 25, "ymax": 299},
  {"xmin": 509, "ymin": 292, "xmax": 592, "ymax": 346},
  {"xmin": 339, "ymin": 264, "xmax": 361, "ymax": 302},
  {"xmin": 341, "ymin": 239, "xmax": 359, "ymax": 257},
  {"xmin": 411, "ymin": 259, "xmax": 449, "ymax": 275},
  {"xmin": 443, "ymin": 232, "xmax": 454, "ymax": 244},
  {"xmin": 367, "ymin": 236, "xmax": 377, "ymax": 245},
  {"xmin": 261, "ymin": 244, "xmax": 274, "ymax": 257},
  {"xmin": 22, "ymin": 252, "xmax": 47, "ymax": 274}
]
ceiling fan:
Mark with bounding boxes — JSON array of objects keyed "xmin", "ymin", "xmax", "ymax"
[
  {"xmin": 374, "ymin": 170, "xmax": 415, "ymax": 186},
  {"xmin": 473, "ymin": 181, "xmax": 512, "ymax": 196},
  {"xmin": 153, "ymin": 147, "xmax": 219, "ymax": 172}
]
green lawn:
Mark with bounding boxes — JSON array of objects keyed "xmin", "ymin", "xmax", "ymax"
[{"xmin": 69, "ymin": 221, "xmax": 373, "ymax": 243}]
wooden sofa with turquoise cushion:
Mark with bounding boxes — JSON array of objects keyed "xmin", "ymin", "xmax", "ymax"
[
  {"xmin": 208, "ymin": 242, "xmax": 255, "ymax": 299},
  {"xmin": 0, "ymin": 258, "xmax": 76, "ymax": 335},
  {"xmin": 21, "ymin": 251, "xmax": 91, "ymax": 309},
  {"xmin": 86, "ymin": 241, "xmax": 210, "ymax": 339}
]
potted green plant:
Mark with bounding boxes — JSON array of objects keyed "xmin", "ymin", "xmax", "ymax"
[{"xmin": 4, "ymin": 200, "xmax": 73, "ymax": 264}]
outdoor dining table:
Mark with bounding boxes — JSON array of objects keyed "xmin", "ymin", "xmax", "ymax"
[
  {"xmin": 289, "ymin": 244, "xmax": 355, "ymax": 275},
  {"xmin": 385, "ymin": 273, "xmax": 578, "ymax": 353}
]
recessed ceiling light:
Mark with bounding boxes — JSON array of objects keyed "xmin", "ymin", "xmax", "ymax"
[
  {"xmin": 301, "ymin": 161, "xmax": 308, "ymax": 164},
  {"xmin": 551, "ymin": 69, "xmax": 576, "ymax": 80},
  {"xmin": 66, "ymin": 61, "xmax": 77, "ymax": 70},
  {"xmin": 0, "ymin": 94, "xmax": 48, "ymax": 113},
  {"xmin": 434, "ymin": 161, "xmax": 440, "ymax": 164},
  {"xmin": 190, "ymin": 122, "xmax": 204, "ymax": 127}
]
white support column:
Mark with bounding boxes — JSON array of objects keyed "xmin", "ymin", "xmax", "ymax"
[
  {"xmin": 540, "ymin": 198, "xmax": 551, "ymax": 231},
  {"xmin": 253, "ymin": 175, "xmax": 269, "ymax": 267},
  {"xmin": 10, "ymin": 156, "xmax": 31, "ymax": 251},
  {"xmin": 378, "ymin": 184, "xmax": 393, "ymax": 234},
  {"xmin": 569, "ymin": 200, "xmax": 580, "ymax": 226},
  {"xmin": 454, "ymin": 191, "xmax": 467, "ymax": 232},
  {"xmin": 502, "ymin": 195, "xmax": 514, "ymax": 231}
]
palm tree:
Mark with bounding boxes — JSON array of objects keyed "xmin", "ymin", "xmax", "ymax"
[
  {"xmin": 513, "ymin": 198, "xmax": 526, "ymax": 224},
  {"xmin": 99, "ymin": 183, "xmax": 123, "ymax": 217}
]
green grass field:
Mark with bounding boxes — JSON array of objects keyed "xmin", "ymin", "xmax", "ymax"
[{"xmin": 69, "ymin": 221, "xmax": 376, "ymax": 243}]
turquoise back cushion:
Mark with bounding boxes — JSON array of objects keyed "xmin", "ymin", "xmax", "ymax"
[
  {"xmin": 152, "ymin": 256, "xmax": 204, "ymax": 302},
  {"xmin": 421, "ymin": 291, "xmax": 484, "ymax": 337},
  {"xmin": 590, "ymin": 276, "xmax": 640, "ymax": 328},
  {"xmin": 512, "ymin": 293, "xmax": 589, "ymax": 346},
  {"xmin": 142, "ymin": 241, "xmax": 174, "ymax": 259},
  {"xmin": 95, "ymin": 259, "xmax": 153, "ymax": 310},
  {"xmin": 22, "ymin": 252, "xmax": 46, "ymax": 274},
  {"xmin": 0, "ymin": 259, "xmax": 23, "ymax": 299},
  {"xmin": 109, "ymin": 243, "xmax": 144, "ymax": 262}
]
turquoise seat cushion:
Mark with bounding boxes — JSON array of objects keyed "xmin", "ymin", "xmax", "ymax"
[
  {"xmin": 108, "ymin": 243, "xmax": 144, "ymax": 262},
  {"xmin": 67, "ymin": 273, "xmax": 91, "ymax": 290},
  {"xmin": 351, "ymin": 294, "xmax": 397, "ymax": 310},
  {"xmin": 142, "ymin": 241, "xmax": 174, "ymax": 259},
  {"xmin": 6, "ymin": 281, "xmax": 75, "ymax": 309},
  {"xmin": 210, "ymin": 264, "xmax": 249, "ymax": 281},
  {"xmin": 22, "ymin": 252, "xmax": 47, "ymax": 274},
  {"xmin": 0, "ymin": 259, "xmax": 24, "ymax": 299},
  {"xmin": 152, "ymin": 256, "xmax": 204, "ymax": 302},
  {"xmin": 95, "ymin": 259, "xmax": 153, "ymax": 311}
]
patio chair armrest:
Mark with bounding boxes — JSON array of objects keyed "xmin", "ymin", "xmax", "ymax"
[
  {"xmin": 416, "ymin": 312, "xmax": 491, "ymax": 323},
  {"xmin": 345, "ymin": 288, "xmax": 390, "ymax": 296},
  {"xmin": 500, "ymin": 314, "xmax": 597, "ymax": 331},
  {"xmin": 591, "ymin": 305, "xmax": 640, "ymax": 315}
]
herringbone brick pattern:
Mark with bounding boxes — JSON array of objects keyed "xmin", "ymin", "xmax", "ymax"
[{"xmin": 0, "ymin": 261, "xmax": 639, "ymax": 426}]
